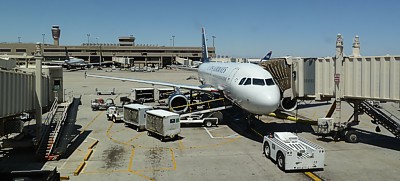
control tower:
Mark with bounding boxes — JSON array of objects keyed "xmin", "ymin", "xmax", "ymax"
[{"xmin": 52, "ymin": 25, "xmax": 61, "ymax": 46}]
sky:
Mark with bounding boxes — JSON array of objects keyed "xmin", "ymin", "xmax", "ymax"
[{"xmin": 1, "ymin": 0, "xmax": 399, "ymax": 58}]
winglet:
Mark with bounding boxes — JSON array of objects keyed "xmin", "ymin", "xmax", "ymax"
[
  {"xmin": 201, "ymin": 27, "xmax": 209, "ymax": 63},
  {"xmin": 260, "ymin": 51, "xmax": 272, "ymax": 62}
]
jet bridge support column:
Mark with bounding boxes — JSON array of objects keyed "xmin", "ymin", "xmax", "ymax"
[
  {"xmin": 35, "ymin": 43, "xmax": 43, "ymax": 140},
  {"xmin": 334, "ymin": 34, "xmax": 343, "ymax": 128}
]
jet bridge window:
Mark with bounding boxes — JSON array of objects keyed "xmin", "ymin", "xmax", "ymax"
[
  {"xmin": 243, "ymin": 78, "xmax": 252, "ymax": 85},
  {"xmin": 265, "ymin": 78, "xmax": 275, "ymax": 86},
  {"xmin": 253, "ymin": 78, "xmax": 265, "ymax": 86},
  {"xmin": 238, "ymin": 78, "xmax": 246, "ymax": 85}
]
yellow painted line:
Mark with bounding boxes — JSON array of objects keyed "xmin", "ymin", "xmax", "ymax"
[
  {"xmin": 60, "ymin": 176, "xmax": 70, "ymax": 180},
  {"xmin": 112, "ymin": 127, "xmax": 129, "ymax": 134},
  {"xmin": 251, "ymin": 128, "xmax": 263, "ymax": 137},
  {"xmin": 128, "ymin": 148, "xmax": 135, "ymax": 171},
  {"xmin": 106, "ymin": 122, "xmax": 133, "ymax": 146},
  {"xmin": 304, "ymin": 172, "xmax": 322, "ymax": 181},
  {"xmin": 74, "ymin": 161, "xmax": 86, "ymax": 176},
  {"xmin": 84, "ymin": 149, "xmax": 93, "ymax": 161},
  {"xmin": 124, "ymin": 132, "xmax": 145, "ymax": 144},
  {"xmin": 81, "ymin": 111, "xmax": 103, "ymax": 134},
  {"xmin": 178, "ymin": 140, "xmax": 184, "ymax": 151},
  {"xmin": 268, "ymin": 112, "xmax": 317, "ymax": 125},
  {"xmin": 82, "ymin": 170, "xmax": 129, "ymax": 174},
  {"xmin": 170, "ymin": 148, "xmax": 177, "ymax": 170},
  {"xmin": 88, "ymin": 139, "xmax": 99, "ymax": 149},
  {"xmin": 129, "ymin": 170, "xmax": 155, "ymax": 181}
]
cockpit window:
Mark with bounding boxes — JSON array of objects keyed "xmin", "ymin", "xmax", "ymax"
[
  {"xmin": 239, "ymin": 78, "xmax": 246, "ymax": 85},
  {"xmin": 265, "ymin": 78, "xmax": 275, "ymax": 85},
  {"xmin": 253, "ymin": 78, "xmax": 265, "ymax": 85},
  {"xmin": 243, "ymin": 78, "xmax": 252, "ymax": 85}
]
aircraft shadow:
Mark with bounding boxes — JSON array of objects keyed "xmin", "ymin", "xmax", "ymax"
[{"xmin": 223, "ymin": 109, "xmax": 315, "ymax": 143}]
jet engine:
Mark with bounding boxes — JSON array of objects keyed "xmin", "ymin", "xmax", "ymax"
[
  {"xmin": 168, "ymin": 93, "xmax": 189, "ymax": 113},
  {"xmin": 280, "ymin": 97, "xmax": 298, "ymax": 112}
]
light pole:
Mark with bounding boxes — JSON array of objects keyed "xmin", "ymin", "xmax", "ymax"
[
  {"xmin": 212, "ymin": 36, "xmax": 216, "ymax": 47},
  {"xmin": 96, "ymin": 37, "xmax": 99, "ymax": 44},
  {"xmin": 87, "ymin": 34, "xmax": 90, "ymax": 44},
  {"xmin": 42, "ymin": 34, "xmax": 45, "ymax": 44},
  {"xmin": 172, "ymin": 35, "xmax": 175, "ymax": 47},
  {"xmin": 18, "ymin": 36, "xmax": 21, "ymax": 43}
]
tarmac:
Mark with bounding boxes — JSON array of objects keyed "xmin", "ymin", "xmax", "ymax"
[{"xmin": 2, "ymin": 68, "xmax": 400, "ymax": 181}]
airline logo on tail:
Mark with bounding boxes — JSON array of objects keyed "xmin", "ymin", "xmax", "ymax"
[
  {"xmin": 201, "ymin": 27, "xmax": 209, "ymax": 63},
  {"xmin": 260, "ymin": 51, "xmax": 272, "ymax": 62}
]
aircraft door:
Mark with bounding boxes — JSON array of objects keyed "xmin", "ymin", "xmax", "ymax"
[{"xmin": 227, "ymin": 68, "xmax": 240, "ymax": 84}]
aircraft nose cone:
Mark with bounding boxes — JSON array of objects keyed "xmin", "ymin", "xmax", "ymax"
[{"xmin": 247, "ymin": 86, "xmax": 281, "ymax": 115}]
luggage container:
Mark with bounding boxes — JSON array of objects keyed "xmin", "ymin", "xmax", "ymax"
[
  {"xmin": 123, "ymin": 104, "xmax": 153, "ymax": 131},
  {"xmin": 145, "ymin": 109, "xmax": 180, "ymax": 141},
  {"xmin": 130, "ymin": 88, "xmax": 155, "ymax": 103}
]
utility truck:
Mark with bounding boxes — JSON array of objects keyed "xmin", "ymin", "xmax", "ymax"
[
  {"xmin": 106, "ymin": 106, "xmax": 123, "ymax": 123},
  {"xmin": 263, "ymin": 132, "xmax": 325, "ymax": 171}
]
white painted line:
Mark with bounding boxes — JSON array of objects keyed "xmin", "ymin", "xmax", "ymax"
[{"xmin": 203, "ymin": 127, "xmax": 215, "ymax": 139}]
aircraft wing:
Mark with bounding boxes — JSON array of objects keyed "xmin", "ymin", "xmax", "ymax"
[
  {"xmin": 85, "ymin": 73, "xmax": 217, "ymax": 92},
  {"xmin": 168, "ymin": 65, "xmax": 198, "ymax": 72}
]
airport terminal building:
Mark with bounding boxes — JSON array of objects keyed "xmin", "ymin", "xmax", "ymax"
[{"xmin": 0, "ymin": 26, "xmax": 215, "ymax": 67}]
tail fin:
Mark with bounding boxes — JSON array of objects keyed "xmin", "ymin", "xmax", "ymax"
[
  {"xmin": 260, "ymin": 51, "xmax": 272, "ymax": 62},
  {"xmin": 201, "ymin": 27, "xmax": 209, "ymax": 63}
]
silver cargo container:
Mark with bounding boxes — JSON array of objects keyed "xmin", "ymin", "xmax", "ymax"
[
  {"xmin": 123, "ymin": 104, "xmax": 153, "ymax": 131},
  {"xmin": 145, "ymin": 109, "xmax": 180, "ymax": 141}
]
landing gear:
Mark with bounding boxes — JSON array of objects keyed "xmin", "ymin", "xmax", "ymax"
[{"xmin": 344, "ymin": 129, "xmax": 359, "ymax": 143}]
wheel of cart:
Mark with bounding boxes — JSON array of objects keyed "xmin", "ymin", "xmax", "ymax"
[
  {"xmin": 112, "ymin": 116, "xmax": 117, "ymax": 123},
  {"xmin": 263, "ymin": 142, "xmax": 271, "ymax": 159},
  {"xmin": 107, "ymin": 115, "xmax": 110, "ymax": 121},
  {"xmin": 204, "ymin": 119, "xmax": 213, "ymax": 127},
  {"xmin": 147, "ymin": 131, "xmax": 152, "ymax": 136},
  {"xmin": 136, "ymin": 126, "xmax": 141, "ymax": 132},
  {"xmin": 277, "ymin": 151, "xmax": 285, "ymax": 171}
]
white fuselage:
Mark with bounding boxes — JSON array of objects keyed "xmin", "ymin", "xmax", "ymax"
[{"xmin": 198, "ymin": 62, "xmax": 281, "ymax": 115}]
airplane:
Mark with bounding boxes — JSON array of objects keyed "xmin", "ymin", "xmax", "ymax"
[
  {"xmin": 42, "ymin": 47, "xmax": 88, "ymax": 70},
  {"xmin": 246, "ymin": 51, "xmax": 272, "ymax": 64},
  {"xmin": 86, "ymin": 28, "xmax": 296, "ymax": 116}
]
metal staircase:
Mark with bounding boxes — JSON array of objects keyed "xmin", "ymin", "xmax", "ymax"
[
  {"xmin": 36, "ymin": 99, "xmax": 70, "ymax": 161},
  {"xmin": 359, "ymin": 101, "xmax": 400, "ymax": 138}
]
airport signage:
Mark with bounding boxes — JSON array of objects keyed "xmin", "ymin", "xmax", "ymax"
[{"xmin": 334, "ymin": 74, "xmax": 340, "ymax": 83}]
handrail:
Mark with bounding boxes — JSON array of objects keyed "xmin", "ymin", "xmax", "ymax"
[
  {"xmin": 46, "ymin": 102, "xmax": 70, "ymax": 157},
  {"xmin": 36, "ymin": 98, "xmax": 58, "ymax": 153}
]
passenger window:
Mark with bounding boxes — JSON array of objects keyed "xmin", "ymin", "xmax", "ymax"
[
  {"xmin": 243, "ymin": 78, "xmax": 252, "ymax": 85},
  {"xmin": 253, "ymin": 78, "xmax": 265, "ymax": 86},
  {"xmin": 170, "ymin": 119, "xmax": 175, "ymax": 123},
  {"xmin": 265, "ymin": 78, "xmax": 275, "ymax": 85},
  {"xmin": 238, "ymin": 78, "xmax": 246, "ymax": 85}
]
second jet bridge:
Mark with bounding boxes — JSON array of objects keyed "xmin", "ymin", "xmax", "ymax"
[{"xmin": 260, "ymin": 56, "xmax": 400, "ymax": 102}]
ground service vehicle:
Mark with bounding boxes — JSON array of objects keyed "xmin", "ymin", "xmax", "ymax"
[
  {"xmin": 180, "ymin": 114, "xmax": 218, "ymax": 127},
  {"xmin": 123, "ymin": 104, "xmax": 153, "ymax": 131},
  {"xmin": 263, "ymin": 132, "xmax": 325, "ymax": 171},
  {"xmin": 145, "ymin": 109, "xmax": 180, "ymax": 141},
  {"xmin": 91, "ymin": 98, "xmax": 114, "ymax": 111},
  {"xmin": 106, "ymin": 106, "xmax": 123, "ymax": 122}
]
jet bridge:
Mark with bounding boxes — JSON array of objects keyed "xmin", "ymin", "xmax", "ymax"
[
  {"xmin": 260, "ymin": 34, "xmax": 400, "ymax": 141},
  {"xmin": 0, "ymin": 65, "xmax": 64, "ymax": 136}
]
